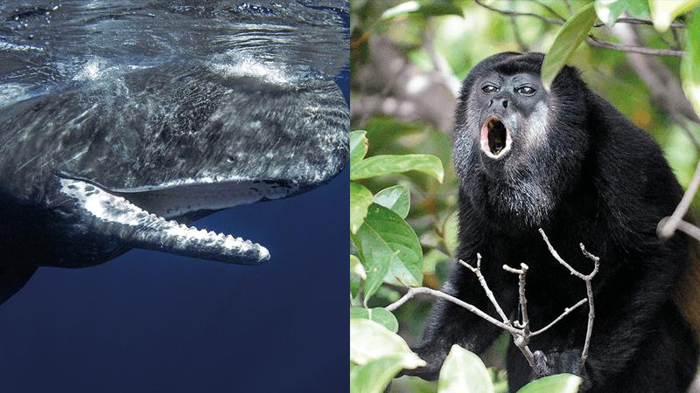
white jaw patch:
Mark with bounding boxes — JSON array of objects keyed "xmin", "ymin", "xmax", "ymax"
[
  {"xmin": 525, "ymin": 101, "xmax": 550, "ymax": 149},
  {"xmin": 59, "ymin": 177, "xmax": 270, "ymax": 264}
]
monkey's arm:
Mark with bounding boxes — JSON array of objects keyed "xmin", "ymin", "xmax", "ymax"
[{"xmin": 403, "ymin": 262, "xmax": 517, "ymax": 381}]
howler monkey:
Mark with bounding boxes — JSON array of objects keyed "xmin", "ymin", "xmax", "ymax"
[{"xmin": 406, "ymin": 52, "xmax": 700, "ymax": 392}]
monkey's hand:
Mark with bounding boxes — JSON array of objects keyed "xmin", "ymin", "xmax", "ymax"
[
  {"xmin": 536, "ymin": 350, "xmax": 593, "ymax": 391},
  {"xmin": 395, "ymin": 345, "xmax": 446, "ymax": 381}
]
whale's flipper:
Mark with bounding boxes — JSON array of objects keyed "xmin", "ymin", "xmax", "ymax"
[{"xmin": 0, "ymin": 266, "xmax": 37, "ymax": 304}]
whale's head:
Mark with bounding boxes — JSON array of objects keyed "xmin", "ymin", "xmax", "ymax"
[{"xmin": 0, "ymin": 62, "xmax": 348, "ymax": 266}]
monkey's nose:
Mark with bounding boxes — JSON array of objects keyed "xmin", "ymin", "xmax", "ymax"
[{"xmin": 489, "ymin": 98, "xmax": 508, "ymax": 109}]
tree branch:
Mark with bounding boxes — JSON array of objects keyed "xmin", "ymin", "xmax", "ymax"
[
  {"xmin": 659, "ymin": 159, "xmax": 700, "ymax": 239},
  {"xmin": 458, "ymin": 254, "xmax": 509, "ymax": 323},
  {"xmin": 538, "ymin": 229, "xmax": 600, "ymax": 368},
  {"xmin": 587, "ymin": 35, "xmax": 685, "ymax": 57},
  {"xmin": 612, "ymin": 24, "xmax": 698, "ymax": 123},
  {"xmin": 664, "ymin": 219, "xmax": 700, "ymax": 243},
  {"xmin": 385, "ymin": 286, "xmax": 521, "ymax": 335},
  {"xmin": 502, "ymin": 262, "xmax": 539, "ymax": 370},
  {"xmin": 473, "ymin": 0, "xmax": 564, "ymax": 26},
  {"xmin": 388, "ymin": 235, "xmax": 600, "ymax": 376},
  {"xmin": 533, "ymin": 0, "xmax": 567, "ymax": 22},
  {"xmin": 531, "ymin": 298, "xmax": 588, "ymax": 336},
  {"xmin": 473, "ymin": 0, "xmax": 684, "ymax": 30},
  {"xmin": 594, "ymin": 17, "xmax": 685, "ymax": 29}
]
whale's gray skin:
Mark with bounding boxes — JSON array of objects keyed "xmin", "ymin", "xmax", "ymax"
[
  {"xmin": 0, "ymin": 0, "xmax": 349, "ymax": 304},
  {"xmin": 0, "ymin": 60, "xmax": 348, "ymax": 303}
]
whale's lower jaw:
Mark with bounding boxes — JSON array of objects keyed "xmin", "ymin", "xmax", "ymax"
[{"xmin": 58, "ymin": 176, "xmax": 270, "ymax": 265}]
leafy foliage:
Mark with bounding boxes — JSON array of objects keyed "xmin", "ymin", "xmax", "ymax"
[
  {"xmin": 682, "ymin": 11, "xmax": 700, "ymax": 116},
  {"xmin": 437, "ymin": 345, "xmax": 494, "ymax": 393},
  {"xmin": 541, "ymin": 3, "xmax": 597, "ymax": 91}
]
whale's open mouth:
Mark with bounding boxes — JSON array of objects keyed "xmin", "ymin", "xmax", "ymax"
[
  {"xmin": 57, "ymin": 175, "xmax": 298, "ymax": 265},
  {"xmin": 480, "ymin": 116, "xmax": 512, "ymax": 159}
]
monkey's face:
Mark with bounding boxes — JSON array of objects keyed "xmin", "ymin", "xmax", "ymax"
[
  {"xmin": 452, "ymin": 53, "xmax": 588, "ymax": 230},
  {"xmin": 472, "ymin": 72, "xmax": 548, "ymax": 166}
]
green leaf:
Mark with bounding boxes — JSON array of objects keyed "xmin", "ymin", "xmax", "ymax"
[
  {"xmin": 624, "ymin": 0, "xmax": 651, "ymax": 18},
  {"xmin": 374, "ymin": 185, "xmax": 411, "ymax": 219},
  {"xmin": 352, "ymin": 204, "xmax": 423, "ymax": 301},
  {"xmin": 350, "ymin": 356, "xmax": 407, "ymax": 393},
  {"xmin": 350, "ymin": 307, "xmax": 399, "ymax": 333},
  {"xmin": 437, "ymin": 345, "xmax": 494, "ymax": 393},
  {"xmin": 351, "ymin": 130, "xmax": 369, "ymax": 166},
  {"xmin": 649, "ymin": 0, "xmax": 699, "ymax": 32},
  {"xmin": 423, "ymin": 249, "xmax": 450, "ymax": 275},
  {"xmin": 350, "ymin": 318, "xmax": 426, "ymax": 367},
  {"xmin": 351, "ymin": 255, "xmax": 366, "ymax": 299},
  {"xmin": 594, "ymin": 0, "xmax": 626, "ymax": 26},
  {"xmin": 516, "ymin": 374, "xmax": 583, "ymax": 393},
  {"xmin": 381, "ymin": 1, "xmax": 463, "ymax": 20},
  {"xmin": 351, "ymin": 154, "xmax": 444, "ymax": 182},
  {"xmin": 351, "ymin": 255, "xmax": 367, "ymax": 280},
  {"xmin": 682, "ymin": 12, "xmax": 700, "ymax": 117},
  {"xmin": 442, "ymin": 210, "xmax": 460, "ymax": 257},
  {"xmin": 541, "ymin": 3, "xmax": 597, "ymax": 91},
  {"xmin": 351, "ymin": 182, "xmax": 374, "ymax": 234}
]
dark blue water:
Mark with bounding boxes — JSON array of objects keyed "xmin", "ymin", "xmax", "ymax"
[
  {"xmin": 0, "ymin": 167, "xmax": 348, "ymax": 393},
  {"xmin": 0, "ymin": 2, "xmax": 348, "ymax": 392}
]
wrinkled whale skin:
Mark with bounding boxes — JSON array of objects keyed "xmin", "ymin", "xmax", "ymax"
[{"xmin": 0, "ymin": 60, "xmax": 348, "ymax": 301}]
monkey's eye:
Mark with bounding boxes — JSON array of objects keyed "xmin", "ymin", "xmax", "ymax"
[
  {"xmin": 482, "ymin": 85, "xmax": 498, "ymax": 94},
  {"xmin": 516, "ymin": 86, "xmax": 536, "ymax": 96}
]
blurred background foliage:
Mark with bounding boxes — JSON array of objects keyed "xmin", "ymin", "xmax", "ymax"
[{"xmin": 350, "ymin": 1, "xmax": 700, "ymax": 392}]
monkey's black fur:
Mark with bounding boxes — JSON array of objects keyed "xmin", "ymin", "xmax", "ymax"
[{"xmin": 408, "ymin": 53, "xmax": 699, "ymax": 392}]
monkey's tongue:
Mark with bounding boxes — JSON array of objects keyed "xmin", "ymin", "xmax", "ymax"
[{"xmin": 480, "ymin": 117, "xmax": 512, "ymax": 158}]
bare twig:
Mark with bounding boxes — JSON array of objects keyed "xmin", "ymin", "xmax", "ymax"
[
  {"xmin": 659, "ymin": 158, "xmax": 700, "ymax": 239},
  {"xmin": 472, "ymin": 1, "xmax": 686, "ymax": 58},
  {"xmin": 387, "ymin": 235, "xmax": 600, "ymax": 375},
  {"xmin": 587, "ymin": 35, "xmax": 685, "ymax": 57},
  {"xmin": 538, "ymin": 229, "xmax": 600, "ymax": 369},
  {"xmin": 503, "ymin": 262, "xmax": 538, "ymax": 369},
  {"xmin": 458, "ymin": 254, "xmax": 509, "ymax": 323},
  {"xmin": 563, "ymin": 0, "xmax": 573, "ymax": 15},
  {"xmin": 424, "ymin": 23, "xmax": 461, "ymax": 97},
  {"xmin": 671, "ymin": 27, "xmax": 682, "ymax": 50},
  {"xmin": 533, "ymin": 0, "xmax": 567, "ymax": 21},
  {"xmin": 674, "ymin": 115, "xmax": 700, "ymax": 151},
  {"xmin": 510, "ymin": 16, "xmax": 530, "ymax": 53},
  {"xmin": 503, "ymin": 263, "xmax": 530, "ymax": 331},
  {"xmin": 594, "ymin": 18, "xmax": 685, "ymax": 29},
  {"xmin": 385, "ymin": 286, "xmax": 521, "ymax": 335},
  {"xmin": 531, "ymin": 298, "xmax": 588, "ymax": 336},
  {"xmin": 614, "ymin": 24, "xmax": 699, "ymax": 123},
  {"xmin": 472, "ymin": 0, "xmax": 685, "ymax": 30},
  {"xmin": 667, "ymin": 219, "xmax": 700, "ymax": 243},
  {"xmin": 473, "ymin": 0, "xmax": 564, "ymax": 26}
]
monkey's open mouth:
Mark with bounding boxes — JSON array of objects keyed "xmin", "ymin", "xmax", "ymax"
[{"xmin": 480, "ymin": 116, "xmax": 512, "ymax": 159}]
